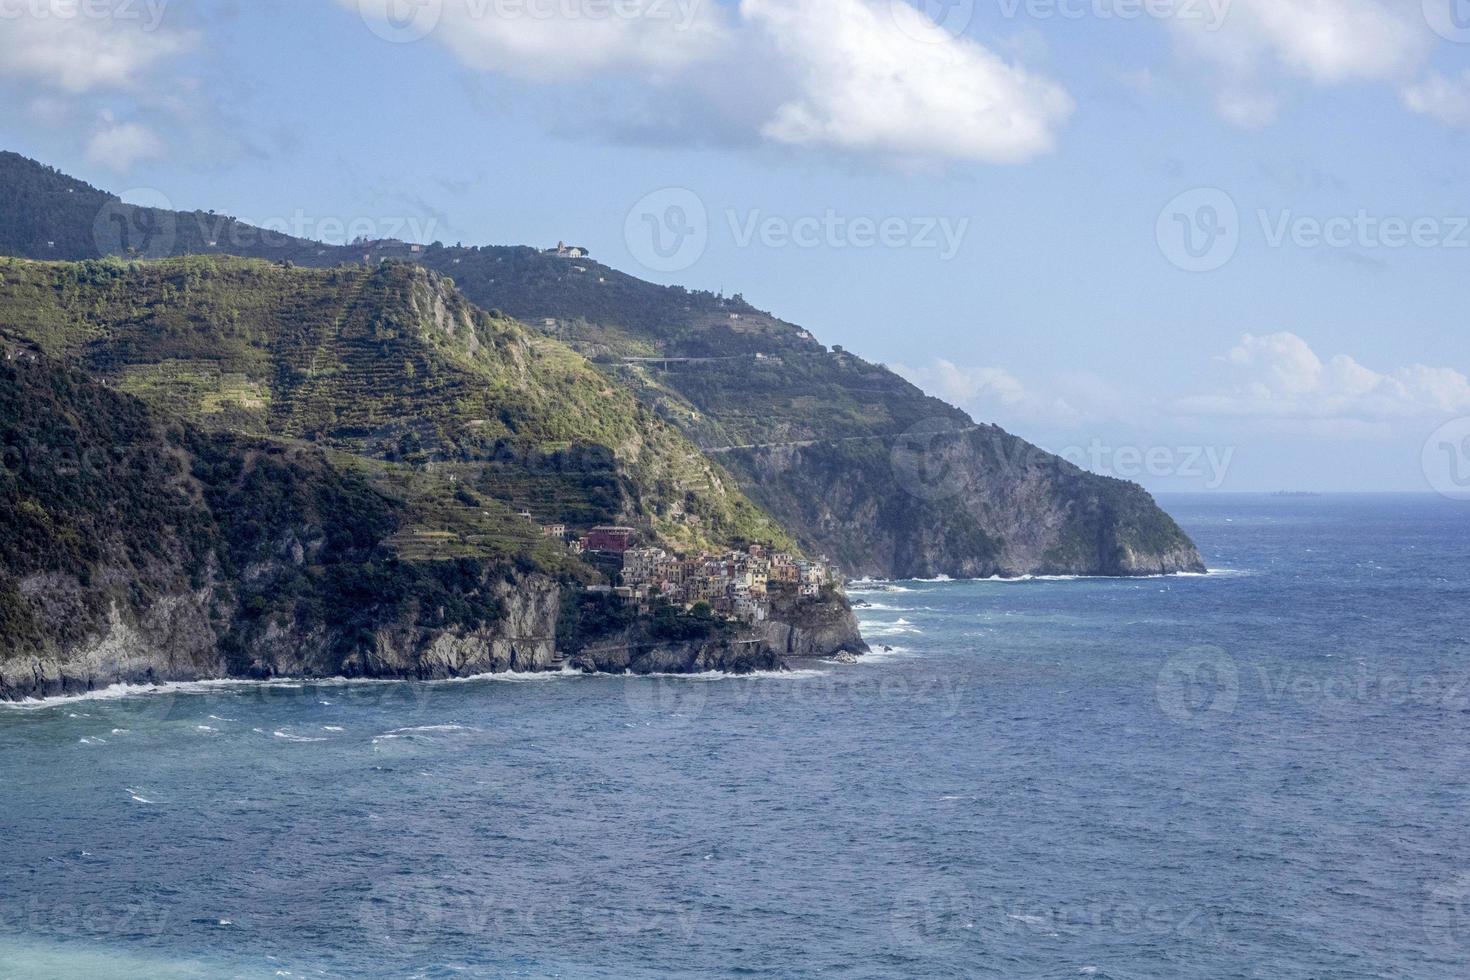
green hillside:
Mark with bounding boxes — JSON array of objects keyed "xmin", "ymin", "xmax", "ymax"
[{"xmin": 0, "ymin": 255, "xmax": 791, "ymax": 559}]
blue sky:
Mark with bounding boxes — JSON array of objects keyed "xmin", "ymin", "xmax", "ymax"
[{"xmin": 2, "ymin": 0, "xmax": 1470, "ymax": 493}]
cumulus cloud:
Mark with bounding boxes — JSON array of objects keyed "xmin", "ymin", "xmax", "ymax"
[
  {"xmin": 744, "ymin": 0, "xmax": 1074, "ymax": 163},
  {"xmin": 892, "ymin": 359, "xmax": 1085, "ymax": 426},
  {"xmin": 1175, "ymin": 332, "xmax": 1470, "ymax": 423},
  {"xmin": 1168, "ymin": 0, "xmax": 1432, "ymax": 127},
  {"xmin": 86, "ymin": 118, "xmax": 166, "ymax": 170},
  {"xmin": 427, "ymin": 0, "xmax": 728, "ymax": 81},
  {"xmin": 0, "ymin": 10, "xmax": 193, "ymax": 93},
  {"xmin": 1402, "ymin": 71, "xmax": 1470, "ymax": 127},
  {"xmin": 344, "ymin": 0, "xmax": 1074, "ymax": 165},
  {"xmin": 0, "ymin": 5, "xmax": 196, "ymax": 168}
]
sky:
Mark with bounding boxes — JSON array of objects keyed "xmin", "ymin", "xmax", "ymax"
[{"xmin": 2, "ymin": 0, "xmax": 1469, "ymax": 494}]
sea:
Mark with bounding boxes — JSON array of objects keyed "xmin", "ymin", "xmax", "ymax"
[{"xmin": 2, "ymin": 493, "xmax": 1468, "ymax": 979}]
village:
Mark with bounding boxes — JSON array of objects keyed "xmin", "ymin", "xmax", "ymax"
[{"xmin": 523, "ymin": 518, "xmax": 840, "ymax": 624}]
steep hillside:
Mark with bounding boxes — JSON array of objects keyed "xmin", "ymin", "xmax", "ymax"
[
  {"xmin": 0, "ymin": 255, "xmax": 790, "ymax": 557},
  {"xmin": 2, "ymin": 342, "xmax": 834, "ymax": 701},
  {"xmin": 0, "ymin": 151, "xmax": 1204, "ymax": 577}
]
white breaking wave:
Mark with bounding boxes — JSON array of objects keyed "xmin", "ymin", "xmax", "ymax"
[
  {"xmin": 372, "ymin": 724, "xmax": 480, "ymax": 745},
  {"xmin": 618, "ymin": 668, "xmax": 830, "ymax": 682},
  {"xmin": 859, "ymin": 645, "xmax": 916, "ymax": 662},
  {"xmin": 272, "ymin": 729, "xmax": 327, "ymax": 743},
  {"xmin": 440, "ymin": 668, "xmax": 584, "ymax": 685}
]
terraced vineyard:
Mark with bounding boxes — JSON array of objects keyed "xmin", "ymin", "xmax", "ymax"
[{"xmin": 0, "ymin": 255, "xmax": 792, "ymax": 564}]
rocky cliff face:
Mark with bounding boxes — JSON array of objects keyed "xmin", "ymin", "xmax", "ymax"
[
  {"xmin": 0, "ymin": 349, "xmax": 865, "ymax": 702},
  {"xmin": 0, "ymin": 571, "xmax": 868, "ymax": 701},
  {"xmin": 726, "ymin": 424, "xmax": 1206, "ymax": 579},
  {"xmin": 0, "ymin": 571, "xmax": 560, "ymax": 702}
]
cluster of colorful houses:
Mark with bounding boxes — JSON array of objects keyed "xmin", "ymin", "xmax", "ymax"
[{"xmin": 524, "ymin": 519, "xmax": 839, "ymax": 623}]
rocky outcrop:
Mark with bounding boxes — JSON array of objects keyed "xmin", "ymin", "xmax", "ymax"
[
  {"xmin": 0, "ymin": 569, "xmax": 870, "ymax": 701},
  {"xmin": 724, "ymin": 426, "xmax": 1207, "ymax": 580},
  {"xmin": 759, "ymin": 590, "xmax": 870, "ymax": 660}
]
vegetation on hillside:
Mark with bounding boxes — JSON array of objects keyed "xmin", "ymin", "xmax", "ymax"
[{"xmin": 0, "ymin": 255, "xmax": 792, "ymax": 558}]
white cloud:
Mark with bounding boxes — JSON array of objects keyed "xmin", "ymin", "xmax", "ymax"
[
  {"xmin": 1175, "ymin": 332, "xmax": 1470, "ymax": 423},
  {"xmin": 0, "ymin": 7, "xmax": 197, "ymax": 167},
  {"xmin": 1175, "ymin": 0, "xmax": 1427, "ymax": 84},
  {"xmin": 744, "ymin": 0, "xmax": 1074, "ymax": 163},
  {"xmin": 1402, "ymin": 71, "xmax": 1470, "ymax": 127},
  {"xmin": 1214, "ymin": 88, "xmax": 1280, "ymax": 128},
  {"xmin": 86, "ymin": 118, "xmax": 166, "ymax": 170},
  {"xmin": 1168, "ymin": 0, "xmax": 1432, "ymax": 127},
  {"xmin": 426, "ymin": 0, "xmax": 728, "ymax": 82},
  {"xmin": 892, "ymin": 359, "xmax": 1085, "ymax": 426},
  {"xmin": 0, "ymin": 11, "xmax": 193, "ymax": 93},
  {"xmin": 352, "ymin": 0, "xmax": 1074, "ymax": 164}
]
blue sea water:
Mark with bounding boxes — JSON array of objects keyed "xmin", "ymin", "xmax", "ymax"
[{"xmin": 3, "ymin": 493, "xmax": 1469, "ymax": 979}]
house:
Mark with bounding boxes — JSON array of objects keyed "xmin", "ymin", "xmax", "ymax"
[
  {"xmin": 585, "ymin": 526, "xmax": 636, "ymax": 554},
  {"xmin": 541, "ymin": 524, "xmax": 567, "ymax": 539}
]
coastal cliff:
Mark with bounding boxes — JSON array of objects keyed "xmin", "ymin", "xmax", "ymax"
[{"xmin": 0, "ymin": 340, "xmax": 863, "ymax": 703}]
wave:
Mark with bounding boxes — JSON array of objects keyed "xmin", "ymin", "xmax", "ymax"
[
  {"xmin": 5, "ymin": 658, "xmax": 853, "ymax": 712},
  {"xmin": 963, "ymin": 568, "xmax": 1246, "ymax": 583},
  {"xmin": 856, "ymin": 646, "xmax": 916, "ymax": 662},
  {"xmin": 439, "ymin": 668, "xmax": 584, "ymax": 685},
  {"xmin": 616, "ymin": 668, "xmax": 830, "ymax": 682},
  {"xmin": 862, "ymin": 618, "xmax": 924, "ymax": 637},
  {"xmin": 0, "ymin": 669, "xmax": 588, "ymax": 711},
  {"xmin": 272, "ymin": 729, "xmax": 328, "ymax": 743},
  {"xmin": 847, "ymin": 580, "xmax": 919, "ymax": 594},
  {"xmin": 372, "ymin": 723, "xmax": 481, "ymax": 746}
]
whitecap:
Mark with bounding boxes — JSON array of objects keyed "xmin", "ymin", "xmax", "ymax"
[
  {"xmin": 439, "ymin": 668, "xmax": 584, "ymax": 685},
  {"xmin": 272, "ymin": 730, "xmax": 327, "ymax": 743}
]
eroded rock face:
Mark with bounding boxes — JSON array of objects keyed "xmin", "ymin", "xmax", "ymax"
[
  {"xmin": 0, "ymin": 572, "xmax": 870, "ymax": 701},
  {"xmin": 724, "ymin": 429, "xmax": 1207, "ymax": 580}
]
